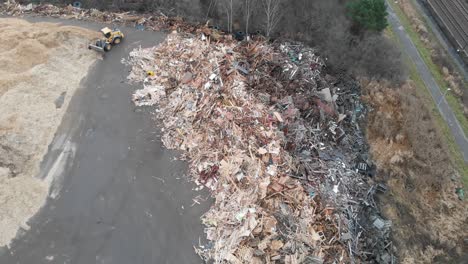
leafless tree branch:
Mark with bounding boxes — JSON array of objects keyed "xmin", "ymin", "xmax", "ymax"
[{"xmin": 261, "ymin": 0, "xmax": 282, "ymax": 37}]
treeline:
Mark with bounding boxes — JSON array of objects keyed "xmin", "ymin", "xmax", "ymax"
[
  {"xmin": 28, "ymin": 0, "xmax": 406, "ymax": 81},
  {"xmin": 157, "ymin": 0, "xmax": 405, "ymax": 82}
]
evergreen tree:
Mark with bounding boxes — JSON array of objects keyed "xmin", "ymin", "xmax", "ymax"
[{"xmin": 347, "ymin": 0, "xmax": 388, "ymax": 32}]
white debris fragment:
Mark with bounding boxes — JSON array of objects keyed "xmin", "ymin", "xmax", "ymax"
[{"xmin": 132, "ymin": 85, "xmax": 165, "ymax": 106}]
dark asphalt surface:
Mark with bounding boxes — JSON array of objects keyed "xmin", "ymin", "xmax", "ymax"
[
  {"xmin": 386, "ymin": 2, "xmax": 468, "ymax": 163},
  {"xmin": 0, "ymin": 17, "xmax": 209, "ymax": 264}
]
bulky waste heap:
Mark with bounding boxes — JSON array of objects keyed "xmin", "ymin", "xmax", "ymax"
[
  {"xmin": 1, "ymin": 0, "xmax": 197, "ymax": 32},
  {"xmin": 125, "ymin": 32, "xmax": 393, "ymax": 263}
]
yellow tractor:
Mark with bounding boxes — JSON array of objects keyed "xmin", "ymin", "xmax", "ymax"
[{"xmin": 88, "ymin": 27, "xmax": 124, "ymax": 52}]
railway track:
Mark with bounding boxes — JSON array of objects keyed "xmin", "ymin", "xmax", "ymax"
[{"xmin": 427, "ymin": 0, "xmax": 468, "ymax": 56}]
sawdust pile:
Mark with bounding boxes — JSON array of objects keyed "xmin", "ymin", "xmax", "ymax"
[
  {"xmin": 0, "ymin": 18, "xmax": 98, "ymax": 246},
  {"xmin": 362, "ymin": 79, "xmax": 468, "ymax": 263}
]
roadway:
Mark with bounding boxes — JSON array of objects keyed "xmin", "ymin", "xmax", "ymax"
[{"xmin": 386, "ymin": 1, "xmax": 468, "ymax": 162}]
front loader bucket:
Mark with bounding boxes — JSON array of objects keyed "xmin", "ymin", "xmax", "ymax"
[{"xmin": 88, "ymin": 44, "xmax": 105, "ymax": 52}]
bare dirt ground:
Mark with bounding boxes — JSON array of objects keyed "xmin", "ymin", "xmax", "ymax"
[
  {"xmin": 362, "ymin": 79, "xmax": 468, "ymax": 263},
  {"xmin": 0, "ymin": 18, "xmax": 98, "ymax": 246}
]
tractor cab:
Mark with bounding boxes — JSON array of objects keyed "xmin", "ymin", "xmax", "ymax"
[
  {"xmin": 101, "ymin": 27, "xmax": 112, "ymax": 39},
  {"xmin": 100, "ymin": 27, "xmax": 124, "ymax": 43}
]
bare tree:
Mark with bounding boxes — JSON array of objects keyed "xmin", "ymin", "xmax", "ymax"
[
  {"xmin": 261, "ymin": 0, "xmax": 282, "ymax": 37},
  {"xmin": 244, "ymin": 0, "xmax": 256, "ymax": 36},
  {"xmin": 219, "ymin": 0, "xmax": 234, "ymax": 32},
  {"xmin": 205, "ymin": 0, "xmax": 218, "ymax": 20}
]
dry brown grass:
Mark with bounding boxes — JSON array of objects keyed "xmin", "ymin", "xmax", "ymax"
[{"xmin": 362, "ymin": 79, "xmax": 468, "ymax": 263}]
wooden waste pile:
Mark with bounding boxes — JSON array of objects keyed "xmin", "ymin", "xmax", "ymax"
[
  {"xmin": 1, "ymin": 0, "xmax": 198, "ymax": 32},
  {"xmin": 125, "ymin": 32, "xmax": 393, "ymax": 263}
]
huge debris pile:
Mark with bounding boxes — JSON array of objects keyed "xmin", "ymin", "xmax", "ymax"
[{"xmin": 125, "ymin": 32, "xmax": 393, "ymax": 263}]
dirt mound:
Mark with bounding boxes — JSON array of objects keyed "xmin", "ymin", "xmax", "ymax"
[
  {"xmin": 362, "ymin": 79, "xmax": 468, "ymax": 263},
  {"xmin": 0, "ymin": 18, "xmax": 99, "ymax": 93},
  {"xmin": 0, "ymin": 18, "xmax": 98, "ymax": 246}
]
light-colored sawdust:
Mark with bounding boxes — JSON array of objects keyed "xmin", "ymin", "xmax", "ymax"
[{"xmin": 0, "ymin": 18, "xmax": 99, "ymax": 246}]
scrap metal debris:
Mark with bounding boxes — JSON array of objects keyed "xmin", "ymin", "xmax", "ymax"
[{"xmin": 125, "ymin": 32, "xmax": 393, "ymax": 263}]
